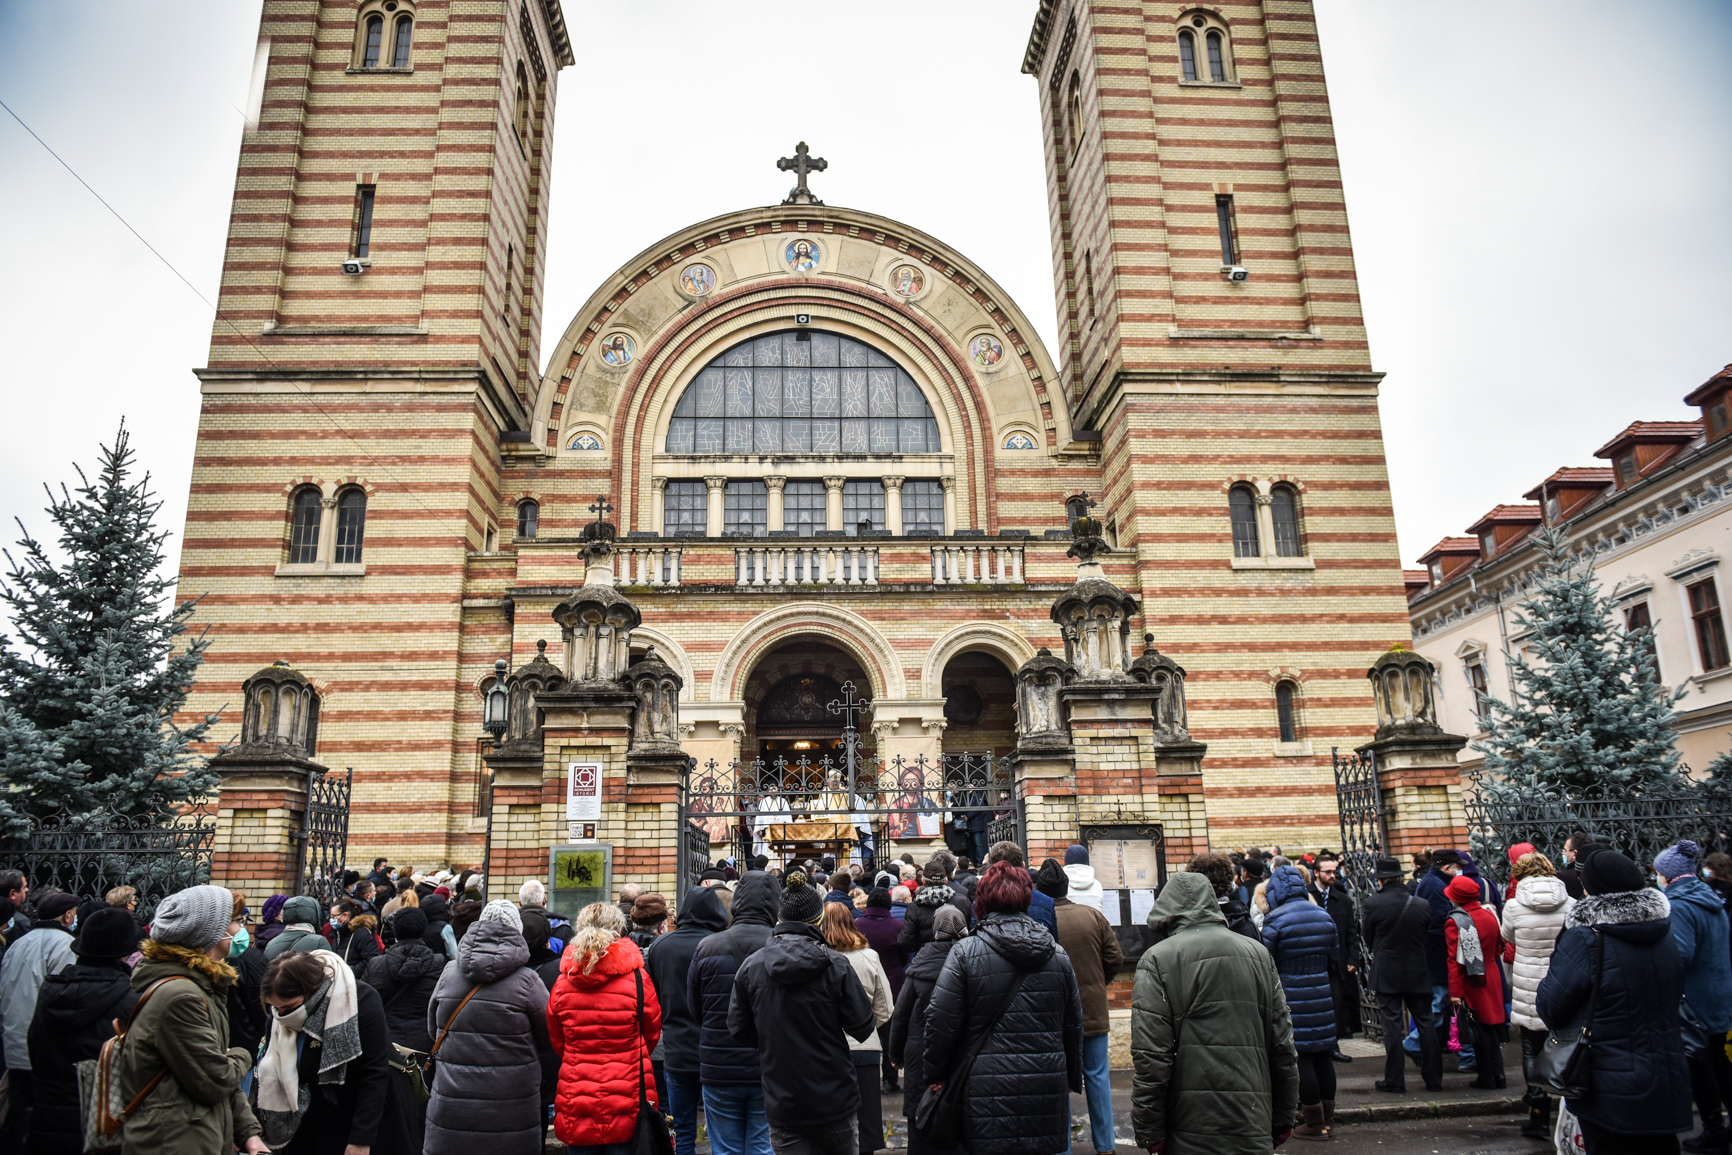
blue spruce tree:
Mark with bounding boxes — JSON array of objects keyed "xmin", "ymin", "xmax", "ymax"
[
  {"xmin": 1470, "ymin": 526, "xmax": 1684, "ymax": 803},
  {"xmin": 0, "ymin": 424, "xmax": 218, "ymax": 822}
]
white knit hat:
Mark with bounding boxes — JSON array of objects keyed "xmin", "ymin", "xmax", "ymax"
[
  {"xmin": 478, "ymin": 899, "xmax": 523, "ymax": 933},
  {"xmin": 151, "ymin": 885, "xmax": 235, "ymax": 949}
]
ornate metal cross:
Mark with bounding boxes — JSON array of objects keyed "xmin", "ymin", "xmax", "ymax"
[
  {"xmin": 588, "ymin": 493, "xmax": 614, "ymax": 526},
  {"xmin": 778, "ymin": 141, "xmax": 827, "ymax": 205},
  {"xmin": 827, "ymin": 680, "xmax": 871, "ymax": 732},
  {"xmin": 1076, "ymin": 491, "xmax": 1098, "ymax": 511}
]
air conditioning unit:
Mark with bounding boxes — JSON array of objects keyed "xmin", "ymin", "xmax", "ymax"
[
  {"xmin": 341, "ymin": 259, "xmax": 365, "ymax": 276},
  {"xmin": 1226, "ymin": 266, "xmax": 1249, "ymax": 282}
]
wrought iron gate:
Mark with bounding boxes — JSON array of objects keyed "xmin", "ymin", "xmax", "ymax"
[
  {"xmin": 0, "ymin": 801, "xmax": 217, "ymax": 921},
  {"xmin": 296, "ymin": 768, "xmax": 352, "ymax": 904},
  {"xmin": 676, "ymin": 681, "xmax": 1015, "ymax": 902},
  {"xmin": 1332, "ymin": 746, "xmax": 1384, "ymax": 1041}
]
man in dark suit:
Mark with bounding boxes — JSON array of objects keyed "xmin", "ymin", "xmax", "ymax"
[{"xmin": 1361, "ymin": 856, "xmax": 1442, "ymax": 1093}]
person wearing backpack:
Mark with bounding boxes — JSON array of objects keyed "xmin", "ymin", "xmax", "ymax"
[
  {"xmin": 114, "ymin": 884, "xmax": 268, "ymax": 1155},
  {"xmin": 360, "ymin": 908, "xmax": 443, "ymax": 1053}
]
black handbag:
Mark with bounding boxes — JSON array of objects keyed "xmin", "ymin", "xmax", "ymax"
[
  {"xmin": 1530, "ymin": 928, "xmax": 1602, "ymax": 1098},
  {"xmin": 914, "ymin": 971, "xmax": 1028, "ymax": 1146},
  {"xmin": 631, "ymin": 970, "xmax": 675, "ymax": 1155}
]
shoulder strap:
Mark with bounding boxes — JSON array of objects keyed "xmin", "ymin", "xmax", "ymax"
[
  {"xmin": 945, "ymin": 969, "xmax": 1029, "ymax": 1084},
  {"xmin": 105, "ymin": 976, "xmax": 196, "ymax": 1134},
  {"xmin": 429, "ymin": 985, "xmax": 482, "ymax": 1058},
  {"xmin": 634, "ymin": 968, "xmax": 650, "ymax": 1108}
]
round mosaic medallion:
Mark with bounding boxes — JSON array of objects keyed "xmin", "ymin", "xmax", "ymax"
[
  {"xmin": 968, "ymin": 333, "xmax": 1004, "ymax": 369},
  {"xmin": 679, "ymin": 264, "xmax": 715, "ymax": 296},
  {"xmin": 889, "ymin": 264, "xmax": 926, "ymax": 297},
  {"xmin": 598, "ymin": 333, "xmax": 635, "ymax": 367},
  {"xmin": 784, "ymin": 238, "xmax": 820, "ymax": 272}
]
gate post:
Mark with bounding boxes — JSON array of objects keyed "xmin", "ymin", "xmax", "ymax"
[
  {"xmin": 207, "ymin": 661, "xmax": 324, "ymax": 898},
  {"xmin": 1359, "ymin": 647, "xmax": 1468, "ymax": 857}
]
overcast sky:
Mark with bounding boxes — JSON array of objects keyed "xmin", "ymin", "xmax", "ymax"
[{"xmin": 1, "ymin": 1, "xmax": 1727, "ymax": 582}]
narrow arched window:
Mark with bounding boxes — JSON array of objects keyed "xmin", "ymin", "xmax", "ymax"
[
  {"xmin": 1178, "ymin": 30, "xmax": 1198, "ymax": 81},
  {"xmin": 361, "ymin": 15, "xmax": 383, "ymax": 68},
  {"xmin": 289, "ymin": 489, "xmax": 322, "ymax": 564},
  {"xmin": 1275, "ymin": 680, "xmax": 1298, "ymax": 742},
  {"xmin": 1206, "ymin": 31, "xmax": 1226, "ymax": 81},
  {"xmin": 1270, "ymin": 485, "xmax": 1302, "ymax": 557},
  {"xmin": 1067, "ymin": 72, "xmax": 1082, "ymax": 156},
  {"xmin": 515, "ymin": 69, "xmax": 530, "ymax": 150},
  {"xmin": 334, "ymin": 489, "xmax": 367, "ymax": 564},
  {"xmin": 1229, "ymin": 485, "xmax": 1260, "ymax": 558},
  {"xmin": 517, "ymin": 500, "xmax": 539, "ymax": 540},
  {"xmin": 392, "ymin": 16, "xmax": 413, "ymax": 67}
]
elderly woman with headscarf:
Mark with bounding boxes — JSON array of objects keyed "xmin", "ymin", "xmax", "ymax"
[{"xmin": 253, "ymin": 948, "xmax": 413, "ymax": 1155}]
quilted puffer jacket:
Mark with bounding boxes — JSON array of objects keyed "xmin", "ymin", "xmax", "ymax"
[
  {"xmin": 1537, "ymin": 887, "xmax": 1692, "ymax": 1136},
  {"xmin": 548, "ymin": 936, "xmax": 661, "ymax": 1148},
  {"xmin": 362, "ymin": 939, "xmax": 445, "ymax": 1052},
  {"xmin": 688, "ymin": 871, "xmax": 780, "ymax": 1085},
  {"xmin": 1260, "ymin": 866, "xmax": 1338, "ymax": 1054},
  {"xmin": 423, "ymin": 921, "xmax": 552, "ymax": 1155},
  {"xmin": 1500, "ymin": 874, "xmax": 1574, "ymax": 1030},
  {"xmin": 921, "ymin": 912, "xmax": 1083, "ymax": 1155},
  {"xmin": 1666, "ymin": 875, "xmax": 1732, "ymax": 1034}
]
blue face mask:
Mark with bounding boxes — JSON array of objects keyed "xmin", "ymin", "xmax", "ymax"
[{"xmin": 228, "ymin": 925, "xmax": 251, "ymax": 957}]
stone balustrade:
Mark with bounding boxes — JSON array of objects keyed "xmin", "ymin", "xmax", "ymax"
[
  {"xmin": 931, "ymin": 542, "xmax": 1024, "ymax": 585},
  {"xmin": 735, "ymin": 544, "xmax": 879, "ymax": 587},
  {"xmin": 619, "ymin": 545, "xmax": 683, "ymax": 587}
]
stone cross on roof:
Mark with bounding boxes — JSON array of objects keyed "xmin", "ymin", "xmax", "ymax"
[
  {"xmin": 587, "ymin": 493, "xmax": 614, "ymax": 526},
  {"xmin": 778, "ymin": 141, "xmax": 827, "ymax": 206}
]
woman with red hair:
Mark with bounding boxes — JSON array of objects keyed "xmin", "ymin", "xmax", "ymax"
[{"xmin": 921, "ymin": 861, "xmax": 1083, "ymax": 1155}]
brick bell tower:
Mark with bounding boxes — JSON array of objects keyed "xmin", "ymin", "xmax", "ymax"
[
  {"xmin": 185, "ymin": 0, "xmax": 574, "ymax": 873},
  {"xmin": 1022, "ymin": 2, "xmax": 1415, "ymax": 847}
]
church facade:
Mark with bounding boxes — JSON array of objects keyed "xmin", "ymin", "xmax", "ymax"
[{"xmin": 183, "ymin": 0, "xmax": 1463, "ymax": 901}]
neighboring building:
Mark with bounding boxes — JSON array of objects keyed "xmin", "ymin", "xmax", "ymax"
[
  {"xmin": 182, "ymin": 0, "xmax": 1427, "ymax": 889},
  {"xmin": 1409, "ymin": 364, "xmax": 1732, "ymax": 773}
]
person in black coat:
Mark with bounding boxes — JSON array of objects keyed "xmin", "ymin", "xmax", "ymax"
[
  {"xmin": 1311, "ymin": 855, "xmax": 1363, "ymax": 1056},
  {"xmin": 328, "ymin": 901, "xmax": 381, "ymax": 977},
  {"xmin": 644, "ymin": 886, "xmax": 728, "ymax": 1155},
  {"xmin": 922, "ymin": 862, "xmax": 1084, "ymax": 1155},
  {"xmin": 728, "ymin": 872, "xmax": 876, "ymax": 1153},
  {"xmin": 888, "ymin": 906, "xmax": 966, "ymax": 1155},
  {"xmin": 229, "ymin": 929, "xmax": 269, "ymax": 1058},
  {"xmin": 24, "ymin": 909, "xmax": 141, "ymax": 1155},
  {"xmin": 898, "ymin": 859, "xmax": 974, "ymax": 952},
  {"xmin": 259, "ymin": 948, "xmax": 417, "ymax": 1155},
  {"xmin": 360, "ymin": 908, "xmax": 444, "ymax": 1053},
  {"xmin": 1537, "ymin": 848, "xmax": 1692, "ymax": 1152},
  {"xmin": 1359, "ymin": 857, "xmax": 1441, "ymax": 1094},
  {"xmin": 688, "ymin": 870, "xmax": 780, "ymax": 1155}
]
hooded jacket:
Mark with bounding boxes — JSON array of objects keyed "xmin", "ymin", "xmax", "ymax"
[
  {"xmin": 418, "ymin": 896, "xmax": 458, "ymax": 962},
  {"xmin": 1130, "ymin": 874, "xmax": 1298, "ymax": 1155},
  {"xmin": 26, "ymin": 960, "xmax": 139, "ymax": 1155},
  {"xmin": 331, "ymin": 914, "xmax": 381, "ymax": 975},
  {"xmin": 1537, "ymin": 888, "xmax": 1692, "ymax": 1136},
  {"xmin": 887, "ymin": 939, "xmax": 957, "ymax": 1118},
  {"xmin": 1259, "ymin": 867, "xmax": 1338, "ymax": 1054},
  {"xmin": 548, "ymin": 936, "xmax": 661, "ymax": 1148},
  {"xmin": 727, "ymin": 922, "xmax": 877, "ymax": 1130},
  {"xmin": 643, "ymin": 885, "xmax": 728, "ymax": 1076},
  {"xmin": 1499, "ymin": 874, "xmax": 1574, "ymax": 1030},
  {"xmin": 922, "ymin": 913, "xmax": 1084, "ymax": 1155},
  {"xmin": 1665, "ymin": 874, "xmax": 1732, "ymax": 1033},
  {"xmin": 115, "ymin": 946, "xmax": 262, "ymax": 1155},
  {"xmin": 264, "ymin": 898, "xmax": 327, "ymax": 961},
  {"xmin": 1063, "ymin": 863, "xmax": 1106, "ymax": 913},
  {"xmin": 688, "ymin": 870, "xmax": 780, "ymax": 1085},
  {"xmin": 897, "ymin": 881, "xmax": 972, "ymax": 952},
  {"xmin": 0, "ymin": 919, "xmax": 74, "ymax": 1070},
  {"xmin": 361, "ymin": 939, "xmax": 446, "ymax": 1052},
  {"xmin": 423, "ymin": 920, "xmax": 551, "ymax": 1155}
]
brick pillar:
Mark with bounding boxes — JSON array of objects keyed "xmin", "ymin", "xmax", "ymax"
[
  {"xmin": 537, "ymin": 684, "xmax": 636, "ymax": 892},
  {"xmin": 207, "ymin": 757, "xmax": 319, "ymax": 899},
  {"xmin": 1361, "ymin": 646, "xmax": 1469, "ymax": 857}
]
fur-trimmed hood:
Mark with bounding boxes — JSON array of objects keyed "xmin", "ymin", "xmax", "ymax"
[
  {"xmin": 1566, "ymin": 887, "xmax": 1672, "ymax": 944},
  {"xmin": 913, "ymin": 882, "xmax": 956, "ymax": 908}
]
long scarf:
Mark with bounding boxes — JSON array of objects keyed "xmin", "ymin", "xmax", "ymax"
[
  {"xmin": 254, "ymin": 951, "xmax": 362, "ymax": 1149},
  {"xmin": 1448, "ymin": 908, "xmax": 1485, "ymax": 983}
]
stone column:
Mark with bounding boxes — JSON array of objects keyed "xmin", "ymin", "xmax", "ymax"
[
  {"xmin": 704, "ymin": 476, "xmax": 726, "ymax": 537},
  {"xmin": 483, "ymin": 641, "xmax": 567, "ymax": 899},
  {"xmin": 650, "ymin": 477, "xmax": 668, "ymax": 534},
  {"xmin": 765, "ymin": 476, "xmax": 787, "ymax": 532},
  {"xmin": 940, "ymin": 476, "xmax": 957, "ymax": 535},
  {"xmin": 824, "ymin": 476, "xmax": 846, "ymax": 531},
  {"xmin": 882, "ymin": 476, "xmax": 905, "ymax": 536},
  {"xmin": 1359, "ymin": 647, "xmax": 1469, "ymax": 857}
]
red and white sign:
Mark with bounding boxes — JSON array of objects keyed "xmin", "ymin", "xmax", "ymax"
[{"xmin": 567, "ymin": 761, "xmax": 603, "ymax": 821}]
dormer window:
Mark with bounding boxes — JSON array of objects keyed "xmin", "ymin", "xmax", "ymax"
[
  {"xmin": 1544, "ymin": 494, "xmax": 1560, "ymax": 522},
  {"xmin": 1616, "ymin": 451, "xmax": 1638, "ymax": 485},
  {"xmin": 1711, "ymin": 399, "xmax": 1728, "ymax": 438},
  {"xmin": 1480, "ymin": 533, "xmax": 1494, "ymax": 559}
]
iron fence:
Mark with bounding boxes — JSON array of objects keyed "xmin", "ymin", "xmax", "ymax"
[
  {"xmin": 0, "ymin": 802, "xmax": 217, "ymax": 921},
  {"xmin": 1332, "ymin": 747, "xmax": 1384, "ymax": 1041},
  {"xmin": 296, "ymin": 768, "xmax": 353, "ymax": 906}
]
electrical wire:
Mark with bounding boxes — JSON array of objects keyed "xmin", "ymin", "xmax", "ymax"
[{"xmin": 0, "ymin": 97, "xmax": 476, "ymax": 540}]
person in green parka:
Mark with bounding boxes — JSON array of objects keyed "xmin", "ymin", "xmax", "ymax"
[
  {"xmin": 1131, "ymin": 871, "xmax": 1300, "ymax": 1154},
  {"xmin": 115, "ymin": 884, "xmax": 268, "ymax": 1155}
]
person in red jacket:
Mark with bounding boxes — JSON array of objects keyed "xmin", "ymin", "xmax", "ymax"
[
  {"xmin": 1444, "ymin": 872, "xmax": 1508, "ymax": 1090},
  {"xmin": 547, "ymin": 901, "xmax": 663, "ymax": 1152}
]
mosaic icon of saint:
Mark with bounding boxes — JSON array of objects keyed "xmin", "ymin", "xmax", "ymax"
[
  {"xmin": 892, "ymin": 265, "xmax": 923, "ymax": 296},
  {"xmin": 970, "ymin": 334, "xmax": 1002, "ymax": 368},
  {"xmin": 681, "ymin": 265, "xmax": 714, "ymax": 295},
  {"xmin": 786, "ymin": 239, "xmax": 819, "ymax": 272},
  {"xmin": 600, "ymin": 334, "xmax": 634, "ymax": 367}
]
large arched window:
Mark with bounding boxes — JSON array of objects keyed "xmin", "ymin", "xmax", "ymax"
[
  {"xmin": 289, "ymin": 488, "xmax": 322, "ymax": 564},
  {"xmin": 1270, "ymin": 484, "xmax": 1302, "ymax": 557},
  {"xmin": 664, "ymin": 331, "xmax": 941, "ymax": 455},
  {"xmin": 1228, "ymin": 484, "xmax": 1260, "ymax": 558},
  {"xmin": 1178, "ymin": 12, "xmax": 1234, "ymax": 83},
  {"xmin": 334, "ymin": 489, "xmax": 367, "ymax": 564}
]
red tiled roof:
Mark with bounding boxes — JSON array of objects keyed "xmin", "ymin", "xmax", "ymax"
[
  {"xmin": 1684, "ymin": 364, "xmax": 1732, "ymax": 407},
  {"xmin": 1522, "ymin": 467, "xmax": 1616, "ymax": 501},
  {"xmin": 1416, "ymin": 537, "xmax": 1481, "ymax": 564},
  {"xmin": 1594, "ymin": 421, "xmax": 1703, "ymax": 460},
  {"xmin": 1467, "ymin": 504, "xmax": 1544, "ymax": 535}
]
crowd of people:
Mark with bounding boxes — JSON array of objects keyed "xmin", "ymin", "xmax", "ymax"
[{"xmin": 0, "ymin": 831, "xmax": 1717, "ymax": 1155}]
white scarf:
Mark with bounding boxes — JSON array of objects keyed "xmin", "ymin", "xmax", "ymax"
[{"xmin": 255, "ymin": 950, "xmax": 361, "ymax": 1148}]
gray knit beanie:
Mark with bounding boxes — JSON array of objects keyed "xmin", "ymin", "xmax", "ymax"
[
  {"xmin": 479, "ymin": 899, "xmax": 523, "ymax": 933},
  {"xmin": 150, "ymin": 885, "xmax": 235, "ymax": 949}
]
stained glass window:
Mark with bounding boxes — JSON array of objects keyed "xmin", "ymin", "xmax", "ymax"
[
  {"xmin": 663, "ymin": 481, "xmax": 706, "ymax": 535},
  {"xmin": 1004, "ymin": 432, "xmax": 1037, "ymax": 450},
  {"xmin": 902, "ymin": 480, "xmax": 944, "ymax": 534},
  {"xmin": 666, "ymin": 331, "xmax": 940, "ymax": 456},
  {"xmin": 784, "ymin": 480, "xmax": 826, "ymax": 536}
]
